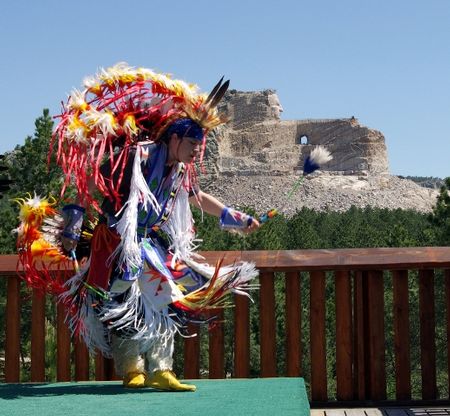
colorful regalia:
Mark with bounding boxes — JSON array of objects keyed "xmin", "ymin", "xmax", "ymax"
[{"xmin": 16, "ymin": 63, "xmax": 258, "ymax": 389}]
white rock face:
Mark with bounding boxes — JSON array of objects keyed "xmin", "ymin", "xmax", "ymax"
[{"xmin": 199, "ymin": 90, "xmax": 438, "ymax": 214}]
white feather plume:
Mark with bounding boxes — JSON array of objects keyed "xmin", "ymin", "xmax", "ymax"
[{"xmin": 309, "ymin": 146, "xmax": 333, "ymax": 165}]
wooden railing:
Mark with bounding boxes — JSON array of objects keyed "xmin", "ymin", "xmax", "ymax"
[{"xmin": 2, "ymin": 248, "xmax": 450, "ymax": 405}]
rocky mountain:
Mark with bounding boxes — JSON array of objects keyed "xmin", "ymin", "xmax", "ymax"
[
  {"xmin": 198, "ymin": 90, "xmax": 439, "ymax": 215},
  {"xmin": 401, "ymin": 176, "xmax": 445, "ymax": 190}
]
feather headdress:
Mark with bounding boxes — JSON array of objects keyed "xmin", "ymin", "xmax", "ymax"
[
  {"xmin": 14, "ymin": 194, "xmax": 70, "ymax": 295},
  {"xmin": 52, "ymin": 62, "xmax": 229, "ymax": 211}
]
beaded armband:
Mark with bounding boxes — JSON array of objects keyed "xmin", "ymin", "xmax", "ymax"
[{"xmin": 219, "ymin": 207, "xmax": 254, "ymax": 230}]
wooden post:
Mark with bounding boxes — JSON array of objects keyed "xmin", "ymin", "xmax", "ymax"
[
  {"xmin": 74, "ymin": 336, "xmax": 90, "ymax": 381},
  {"xmin": 5, "ymin": 275, "xmax": 21, "ymax": 382},
  {"xmin": 30, "ymin": 289, "xmax": 46, "ymax": 382},
  {"xmin": 285, "ymin": 271, "xmax": 301, "ymax": 377},
  {"xmin": 353, "ymin": 271, "xmax": 367, "ymax": 400},
  {"xmin": 366, "ymin": 270, "xmax": 386, "ymax": 400},
  {"xmin": 234, "ymin": 294, "xmax": 250, "ymax": 378},
  {"xmin": 260, "ymin": 272, "xmax": 276, "ymax": 377},
  {"xmin": 94, "ymin": 354, "xmax": 117, "ymax": 381},
  {"xmin": 310, "ymin": 271, "xmax": 327, "ymax": 401},
  {"xmin": 419, "ymin": 269, "xmax": 437, "ymax": 400},
  {"xmin": 335, "ymin": 270, "xmax": 353, "ymax": 400},
  {"xmin": 56, "ymin": 302, "xmax": 71, "ymax": 381},
  {"xmin": 95, "ymin": 353, "xmax": 107, "ymax": 381},
  {"xmin": 392, "ymin": 270, "xmax": 411, "ymax": 400},
  {"xmin": 183, "ymin": 322, "xmax": 200, "ymax": 379},
  {"xmin": 208, "ymin": 309, "xmax": 225, "ymax": 379},
  {"xmin": 446, "ymin": 269, "xmax": 450, "ymax": 399}
]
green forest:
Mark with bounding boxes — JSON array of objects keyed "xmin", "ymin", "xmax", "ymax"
[{"xmin": 0, "ymin": 110, "xmax": 449, "ymax": 400}]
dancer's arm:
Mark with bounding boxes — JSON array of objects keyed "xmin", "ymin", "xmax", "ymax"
[{"xmin": 189, "ymin": 190, "xmax": 260, "ymax": 232}]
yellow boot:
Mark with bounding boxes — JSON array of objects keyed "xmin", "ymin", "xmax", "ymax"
[
  {"xmin": 123, "ymin": 371, "xmax": 146, "ymax": 388},
  {"xmin": 145, "ymin": 370, "xmax": 196, "ymax": 392}
]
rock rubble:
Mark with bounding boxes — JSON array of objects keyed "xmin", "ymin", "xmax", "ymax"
[{"xmin": 202, "ymin": 173, "xmax": 439, "ymax": 216}]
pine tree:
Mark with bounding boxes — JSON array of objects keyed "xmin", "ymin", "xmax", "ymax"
[
  {"xmin": 0, "ymin": 109, "xmax": 65, "ymax": 254},
  {"xmin": 6, "ymin": 108, "xmax": 63, "ymax": 198},
  {"xmin": 429, "ymin": 177, "xmax": 450, "ymax": 245}
]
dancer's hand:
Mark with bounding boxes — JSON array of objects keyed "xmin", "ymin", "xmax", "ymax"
[
  {"xmin": 242, "ymin": 216, "xmax": 260, "ymax": 234},
  {"xmin": 62, "ymin": 235, "xmax": 78, "ymax": 252},
  {"xmin": 61, "ymin": 204, "xmax": 85, "ymax": 252}
]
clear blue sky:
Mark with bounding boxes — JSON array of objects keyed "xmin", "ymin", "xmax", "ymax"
[{"xmin": 1, "ymin": 0, "xmax": 449, "ymax": 178}]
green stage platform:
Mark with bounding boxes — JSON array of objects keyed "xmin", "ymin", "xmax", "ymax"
[{"xmin": 0, "ymin": 378, "xmax": 309, "ymax": 416}]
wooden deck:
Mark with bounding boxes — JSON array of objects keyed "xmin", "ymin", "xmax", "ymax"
[
  {"xmin": 311, "ymin": 408, "xmax": 450, "ymax": 416},
  {"xmin": 3, "ymin": 248, "xmax": 450, "ymax": 406}
]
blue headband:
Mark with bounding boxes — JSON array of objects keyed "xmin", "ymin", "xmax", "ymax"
[{"xmin": 165, "ymin": 118, "xmax": 204, "ymax": 141}]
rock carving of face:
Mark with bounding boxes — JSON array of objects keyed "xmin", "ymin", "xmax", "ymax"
[{"xmin": 268, "ymin": 93, "xmax": 283, "ymax": 119}]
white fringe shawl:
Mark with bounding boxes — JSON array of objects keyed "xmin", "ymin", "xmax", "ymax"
[
  {"xmin": 185, "ymin": 257, "xmax": 260, "ymax": 300},
  {"xmin": 161, "ymin": 187, "xmax": 201, "ymax": 268},
  {"xmin": 111, "ymin": 146, "xmax": 160, "ymax": 272},
  {"xmin": 59, "ymin": 258, "xmax": 112, "ymax": 356},
  {"xmin": 97, "ymin": 277, "xmax": 177, "ymax": 354},
  {"xmin": 59, "ymin": 255, "xmax": 178, "ymax": 355},
  {"xmin": 112, "ymin": 146, "xmax": 200, "ymax": 273}
]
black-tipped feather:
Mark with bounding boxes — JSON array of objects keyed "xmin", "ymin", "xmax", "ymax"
[
  {"xmin": 209, "ymin": 79, "xmax": 229, "ymax": 108},
  {"xmin": 205, "ymin": 76, "xmax": 225, "ymax": 105}
]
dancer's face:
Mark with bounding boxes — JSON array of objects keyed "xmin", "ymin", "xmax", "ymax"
[{"xmin": 168, "ymin": 133, "xmax": 201, "ymax": 164}]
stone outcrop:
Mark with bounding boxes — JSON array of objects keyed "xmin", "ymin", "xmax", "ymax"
[
  {"xmin": 214, "ymin": 90, "xmax": 389, "ymax": 177},
  {"xmin": 199, "ymin": 90, "xmax": 438, "ymax": 214}
]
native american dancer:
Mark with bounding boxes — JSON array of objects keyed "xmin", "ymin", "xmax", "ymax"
[{"xmin": 15, "ymin": 63, "xmax": 260, "ymax": 391}]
